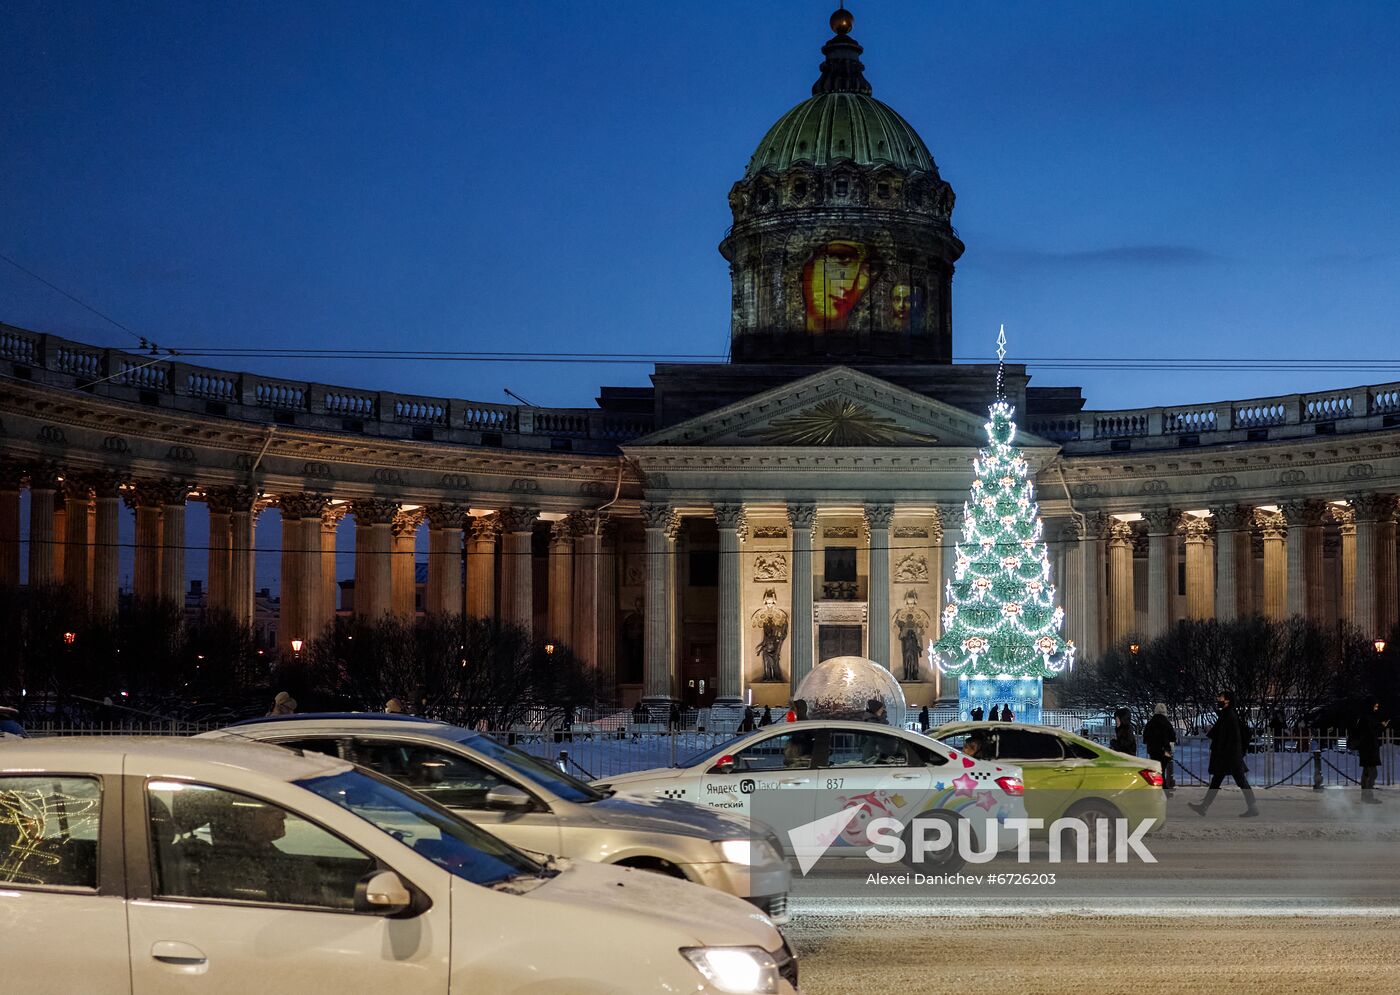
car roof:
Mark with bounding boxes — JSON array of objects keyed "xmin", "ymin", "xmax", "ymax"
[
  {"xmin": 0, "ymin": 735, "xmax": 352, "ymax": 780},
  {"xmin": 228, "ymin": 712, "xmax": 437, "ymax": 727},
  {"xmin": 213, "ymin": 714, "xmax": 467, "ymax": 739},
  {"xmin": 931, "ymin": 720, "xmax": 1085, "ymax": 737}
]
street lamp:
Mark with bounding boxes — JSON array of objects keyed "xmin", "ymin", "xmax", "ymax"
[
  {"xmin": 290, "ymin": 638, "xmax": 303, "ymax": 655},
  {"xmin": 1375, "ymin": 638, "xmax": 1387, "ymax": 654},
  {"xmin": 544, "ymin": 642, "xmax": 556, "ymax": 657},
  {"xmin": 62, "ymin": 631, "xmax": 76, "ymax": 645},
  {"xmin": 1129, "ymin": 642, "xmax": 1140, "ymax": 656}
]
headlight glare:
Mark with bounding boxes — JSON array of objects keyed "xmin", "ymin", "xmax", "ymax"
[{"xmin": 681, "ymin": 946, "xmax": 779, "ymax": 994}]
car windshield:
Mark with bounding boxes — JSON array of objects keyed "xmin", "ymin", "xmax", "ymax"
[
  {"xmin": 677, "ymin": 735, "xmax": 746, "ymax": 769},
  {"xmin": 450, "ymin": 731, "xmax": 604, "ymax": 803},
  {"xmin": 298, "ymin": 768, "xmax": 541, "ymax": 887}
]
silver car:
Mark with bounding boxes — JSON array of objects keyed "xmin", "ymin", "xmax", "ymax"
[{"xmin": 202, "ymin": 713, "xmax": 790, "ymax": 922}]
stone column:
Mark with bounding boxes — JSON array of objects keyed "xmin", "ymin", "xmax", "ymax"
[
  {"xmin": 1106, "ymin": 518, "xmax": 1136, "ymax": 644},
  {"xmin": 1332, "ymin": 504, "xmax": 1357, "ymax": 624},
  {"xmin": 1143, "ymin": 507, "xmax": 1174, "ymax": 637},
  {"xmin": 546, "ymin": 519, "xmax": 573, "ymax": 644},
  {"xmin": 570, "ymin": 512, "xmax": 600, "ymax": 666},
  {"xmin": 497, "ymin": 507, "xmax": 537, "ymax": 636},
  {"xmin": 90, "ymin": 475, "xmax": 122, "ymax": 618},
  {"xmin": 1059, "ymin": 520, "xmax": 1087, "ymax": 658},
  {"xmin": 0, "ymin": 462, "xmax": 21, "ymax": 588},
  {"xmin": 51, "ymin": 494, "xmax": 66, "ymax": 580},
  {"xmin": 27, "ymin": 466, "xmax": 59, "ymax": 587},
  {"xmin": 1282, "ymin": 500, "xmax": 1325, "ymax": 619},
  {"xmin": 864, "ymin": 503, "xmax": 894, "ymax": 668},
  {"xmin": 788, "ymin": 503, "xmax": 817, "ymax": 692},
  {"xmin": 641, "ymin": 502, "xmax": 678, "ymax": 705},
  {"xmin": 596, "ymin": 521, "xmax": 618, "ymax": 694},
  {"xmin": 278, "ymin": 493, "xmax": 326, "ymax": 650},
  {"xmin": 1256, "ymin": 509, "xmax": 1288, "ymax": 620},
  {"xmin": 1211, "ymin": 505, "xmax": 1249, "ymax": 621},
  {"xmin": 425, "ymin": 504, "xmax": 467, "ymax": 616},
  {"xmin": 390, "ymin": 508, "xmax": 424, "ymax": 621},
  {"xmin": 1378, "ymin": 497, "xmax": 1399, "ymax": 636},
  {"xmin": 60, "ymin": 476, "xmax": 92, "ymax": 599},
  {"xmin": 229, "ymin": 490, "xmax": 259, "ymax": 626},
  {"xmin": 321, "ymin": 503, "xmax": 349, "ymax": 626},
  {"xmin": 713, "ymin": 503, "xmax": 746, "ymax": 705},
  {"xmin": 936, "ymin": 502, "xmax": 963, "ymax": 641},
  {"xmin": 159, "ymin": 482, "xmax": 189, "ymax": 609},
  {"xmin": 352, "ymin": 498, "xmax": 398, "ymax": 621},
  {"xmin": 1181, "ymin": 513, "xmax": 1215, "ymax": 619},
  {"xmin": 205, "ymin": 489, "xmax": 234, "ymax": 618},
  {"xmin": 467, "ymin": 515, "xmax": 499, "ymax": 620}
]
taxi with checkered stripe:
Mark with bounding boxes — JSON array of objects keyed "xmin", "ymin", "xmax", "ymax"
[{"xmin": 596, "ymin": 720, "xmax": 1027, "ymax": 869}]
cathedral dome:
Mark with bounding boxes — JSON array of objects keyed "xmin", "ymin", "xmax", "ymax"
[{"xmin": 745, "ymin": 92, "xmax": 936, "ymax": 178}]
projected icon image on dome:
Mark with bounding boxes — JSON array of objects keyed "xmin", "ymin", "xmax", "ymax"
[{"xmin": 802, "ymin": 240, "xmax": 878, "ymax": 332}]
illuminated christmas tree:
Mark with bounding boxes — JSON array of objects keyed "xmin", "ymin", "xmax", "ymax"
[{"xmin": 933, "ymin": 328, "xmax": 1074, "ymax": 723}]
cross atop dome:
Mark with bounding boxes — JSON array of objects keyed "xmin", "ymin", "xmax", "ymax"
[{"xmin": 813, "ymin": 6, "xmax": 871, "ymax": 96}]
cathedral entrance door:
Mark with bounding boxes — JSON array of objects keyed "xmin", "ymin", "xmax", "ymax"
[{"xmin": 818, "ymin": 624, "xmax": 863, "ymax": 662}]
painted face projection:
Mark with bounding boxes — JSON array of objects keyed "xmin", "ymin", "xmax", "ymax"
[
  {"xmin": 803, "ymin": 240, "xmax": 873, "ymax": 332},
  {"xmin": 889, "ymin": 282, "xmax": 926, "ymax": 332}
]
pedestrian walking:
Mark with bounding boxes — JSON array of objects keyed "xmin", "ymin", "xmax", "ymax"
[
  {"xmin": 1354, "ymin": 700, "xmax": 1389, "ymax": 804},
  {"xmin": 1189, "ymin": 689, "xmax": 1260, "ymax": 818},
  {"xmin": 918, "ymin": 705, "xmax": 930, "ymax": 733},
  {"xmin": 384, "ymin": 697, "xmax": 405, "ymax": 714},
  {"xmin": 267, "ymin": 691, "xmax": 297, "ymax": 716},
  {"xmin": 1143, "ymin": 703, "xmax": 1177, "ymax": 795},
  {"xmin": 1269, "ymin": 710, "xmax": 1286, "ymax": 751},
  {"xmin": 970, "ymin": 705, "xmax": 985, "ymax": 721},
  {"xmin": 738, "ymin": 706, "xmax": 757, "ymax": 733},
  {"xmin": 1000, "ymin": 704, "xmax": 1014, "ymax": 722},
  {"xmin": 1109, "ymin": 707, "xmax": 1137, "ymax": 756},
  {"xmin": 759, "ymin": 705, "xmax": 774, "ymax": 726},
  {"xmin": 863, "ymin": 698, "xmax": 888, "ymax": 724}
]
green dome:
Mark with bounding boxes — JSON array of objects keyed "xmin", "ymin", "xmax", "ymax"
[{"xmin": 744, "ymin": 91, "xmax": 936, "ymax": 178}]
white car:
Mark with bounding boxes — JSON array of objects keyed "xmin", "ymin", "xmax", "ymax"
[
  {"xmin": 597, "ymin": 719, "xmax": 1027, "ymax": 868},
  {"xmin": 203, "ymin": 713, "xmax": 790, "ymax": 921},
  {"xmin": 0, "ymin": 736, "xmax": 800, "ymax": 994}
]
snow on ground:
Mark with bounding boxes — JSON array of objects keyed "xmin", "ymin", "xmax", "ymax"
[{"xmin": 786, "ymin": 916, "xmax": 1400, "ymax": 995}]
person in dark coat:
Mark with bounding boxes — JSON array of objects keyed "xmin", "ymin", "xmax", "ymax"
[
  {"xmin": 1142, "ymin": 703, "xmax": 1178, "ymax": 794},
  {"xmin": 1354, "ymin": 701, "xmax": 1389, "ymax": 803},
  {"xmin": 1000, "ymin": 704, "xmax": 1014, "ymax": 722},
  {"xmin": 863, "ymin": 698, "xmax": 888, "ymax": 724},
  {"xmin": 918, "ymin": 705, "xmax": 930, "ymax": 733},
  {"xmin": 758, "ymin": 705, "xmax": 774, "ymax": 727},
  {"xmin": 970, "ymin": 706, "xmax": 985, "ymax": 721},
  {"xmin": 1109, "ymin": 708, "xmax": 1137, "ymax": 756},
  {"xmin": 1190, "ymin": 690, "xmax": 1259, "ymax": 817},
  {"xmin": 738, "ymin": 706, "xmax": 757, "ymax": 734}
]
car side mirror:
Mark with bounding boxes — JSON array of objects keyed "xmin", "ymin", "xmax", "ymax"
[
  {"xmin": 711, "ymin": 754, "xmax": 736, "ymax": 775},
  {"xmin": 355, "ymin": 870, "xmax": 412, "ymax": 915},
  {"xmin": 485, "ymin": 784, "xmax": 535, "ymax": 811}
]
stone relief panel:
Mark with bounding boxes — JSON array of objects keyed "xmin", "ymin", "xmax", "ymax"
[
  {"xmin": 753, "ymin": 552, "xmax": 789, "ymax": 583},
  {"xmin": 893, "ymin": 552, "xmax": 929, "ymax": 583}
]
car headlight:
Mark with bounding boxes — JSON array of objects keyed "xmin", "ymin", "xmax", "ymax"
[
  {"xmin": 681, "ymin": 946, "xmax": 780, "ymax": 994},
  {"xmin": 715, "ymin": 838, "xmax": 777, "ymax": 866}
]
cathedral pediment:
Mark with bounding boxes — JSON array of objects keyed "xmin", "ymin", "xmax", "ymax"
[{"xmin": 630, "ymin": 367, "xmax": 1051, "ymax": 450}]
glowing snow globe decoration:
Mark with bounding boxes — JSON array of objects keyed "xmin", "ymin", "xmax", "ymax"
[{"xmin": 792, "ymin": 656, "xmax": 908, "ymax": 728}]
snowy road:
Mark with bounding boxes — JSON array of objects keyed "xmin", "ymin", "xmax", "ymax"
[{"xmin": 783, "ymin": 789, "xmax": 1400, "ymax": 992}]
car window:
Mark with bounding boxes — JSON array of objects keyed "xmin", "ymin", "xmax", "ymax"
[
  {"xmin": 458, "ymin": 734, "xmax": 603, "ymax": 803},
  {"xmin": 300, "ymin": 769, "xmax": 541, "ymax": 887},
  {"xmin": 936, "ymin": 728, "xmax": 994, "ymax": 760},
  {"xmin": 275, "ymin": 737, "xmax": 345, "ymax": 759},
  {"xmin": 728, "ymin": 731, "xmax": 814, "ymax": 771},
  {"xmin": 1063, "ymin": 738, "xmax": 1099, "ymax": 760},
  {"xmin": 823, "ymin": 731, "xmax": 913, "ymax": 767},
  {"xmin": 993, "ymin": 730, "xmax": 1066, "ymax": 761},
  {"xmin": 350, "ymin": 738, "xmax": 508, "ymax": 810},
  {"xmin": 148, "ymin": 781, "xmax": 375, "ymax": 910},
  {"xmin": 907, "ymin": 741, "xmax": 950, "ymax": 767},
  {"xmin": 0, "ymin": 776, "xmax": 101, "ymax": 890}
]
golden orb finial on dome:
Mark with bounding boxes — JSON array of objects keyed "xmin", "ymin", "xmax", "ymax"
[{"xmin": 830, "ymin": 6, "xmax": 854, "ymax": 35}]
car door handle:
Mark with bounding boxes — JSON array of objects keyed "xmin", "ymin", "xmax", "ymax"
[
  {"xmin": 892, "ymin": 773, "xmax": 922, "ymax": 780},
  {"xmin": 151, "ymin": 941, "xmax": 207, "ymax": 967},
  {"xmin": 779, "ymin": 778, "xmax": 809, "ymax": 785}
]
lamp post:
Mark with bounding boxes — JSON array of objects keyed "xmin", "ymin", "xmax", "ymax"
[{"xmin": 1375, "ymin": 638, "xmax": 1387, "ymax": 654}]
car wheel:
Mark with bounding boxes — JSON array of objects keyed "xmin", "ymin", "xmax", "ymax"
[
  {"xmin": 1064, "ymin": 799, "xmax": 1122, "ymax": 849},
  {"xmin": 902, "ymin": 811, "xmax": 968, "ymax": 873}
]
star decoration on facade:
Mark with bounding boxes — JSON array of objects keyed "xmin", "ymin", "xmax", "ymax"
[
  {"xmin": 951, "ymin": 773, "xmax": 977, "ymax": 797},
  {"xmin": 741, "ymin": 398, "xmax": 937, "ymax": 446}
]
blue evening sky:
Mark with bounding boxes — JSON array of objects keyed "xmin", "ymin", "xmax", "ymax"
[{"xmin": 3, "ymin": 0, "xmax": 1398, "ymax": 412}]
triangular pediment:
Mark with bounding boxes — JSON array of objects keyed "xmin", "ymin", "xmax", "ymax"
[{"xmin": 629, "ymin": 367, "xmax": 1054, "ymax": 449}]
